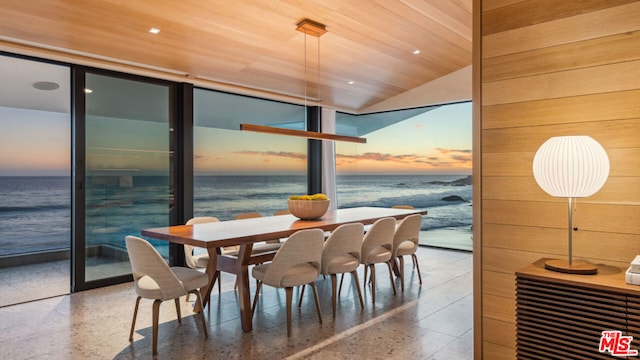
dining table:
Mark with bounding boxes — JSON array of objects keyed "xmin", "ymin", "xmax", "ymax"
[{"xmin": 141, "ymin": 206, "xmax": 427, "ymax": 332}]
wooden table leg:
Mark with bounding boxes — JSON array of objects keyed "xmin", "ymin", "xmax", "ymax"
[
  {"xmin": 236, "ymin": 244, "xmax": 253, "ymax": 332},
  {"xmin": 194, "ymin": 247, "xmax": 219, "ymax": 312}
]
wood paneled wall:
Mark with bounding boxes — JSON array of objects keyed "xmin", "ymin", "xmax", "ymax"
[{"xmin": 475, "ymin": 0, "xmax": 640, "ymax": 358}]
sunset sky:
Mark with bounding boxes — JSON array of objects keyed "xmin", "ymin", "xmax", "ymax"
[
  {"xmin": 194, "ymin": 101, "xmax": 472, "ymax": 175},
  {"xmin": 0, "ymin": 102, "xmax": 471, "ymax": 176}
]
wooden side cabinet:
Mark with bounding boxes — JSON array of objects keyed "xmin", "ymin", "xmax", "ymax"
[{"xmin": 516, "ymin": 260, "xmax": 640, "ymax": 359}]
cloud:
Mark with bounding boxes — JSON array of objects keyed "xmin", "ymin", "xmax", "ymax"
[
  {"xmin": 436, "ymin": 148, "xmax": 472, "ymax": 155},
  {"xmin": 196, "ymin": 148, "xmax": 472, "ymax": 171},
  {"xmin": 336, "ymin": 148, "xmax": 472, "ymax": 169},
  {"xmin": 337, "ymin": 152, "xmax": 421, "ymax": 164},
  {"xmin": 231, "ymin": 150, "xmax": 306, "ymax": 161}
]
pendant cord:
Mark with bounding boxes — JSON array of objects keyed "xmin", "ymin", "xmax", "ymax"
[
  {"xmin": 316, "ymin": 34, "xmax": 320, "ymax": 111},
  {"xmin": 304, "ymin": 32, "xmax": 308, "ymax": 128}
]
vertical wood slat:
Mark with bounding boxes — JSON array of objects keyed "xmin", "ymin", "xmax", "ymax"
[
  {"xmin": 516, "ymin": 263, "xmax": 640, "ymax": 359},
  {"xmin": 480, "ymin": 0, "xmax": 640, "ymax": 357}
]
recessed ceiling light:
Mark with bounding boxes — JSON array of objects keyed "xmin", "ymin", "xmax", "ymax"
[
  {"xmin": 33, "ymin": 81, "xmax": 60, "ymax": 91},
  {"xmin": 149, "ymin": 28, "xmax": 161, "ymax": 34},
  {"xmin": 348, "ymin": 81, "xmax": 355, "ymax": 85},
  {"xmin": 412, "ymin": 49, "xmax": 421, "ymax": 55}
]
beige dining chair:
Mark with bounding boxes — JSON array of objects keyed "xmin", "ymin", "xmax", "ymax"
[
  {"xmin": 392, "ymin": 205, "xmax": 415, "ymax": 209},
  {"xmin": 125, "ymin": 235, "xmax": 208, "ymax": 356},
  {"xmin": 391, "ymin": 214, "xmax": 423, "ymax": 291},
  {"xmin": 273, "ymin": 209, "xmax": 291, "ymax": 216},
  {"xmin": 390, "ymin": 205, "xmax": 419, "ymax": 269},
  {"xmin": 251, "ymin": 228, "xmax": 324, "ymax": 336},
  {"xmin": 228, "ymin": 212, "xmax": 282, "ymax": 255},
  {"xmin": 360, "ymin": 217, "xmax": 397, "ymax": 303},
  {"xmin": 321, "ymin": 223, "xmax": 365, "ymax": 317},
  {"xmin": 185, "ymin": 216, "xmax": 223, "ymax": 296},
  {"xmin": 184, "ymin": 216, "xmax": 221, "ymax": 268},
  {"xmin": 235, "ymin": 212, "xmax": 262, "ymax": 219}
]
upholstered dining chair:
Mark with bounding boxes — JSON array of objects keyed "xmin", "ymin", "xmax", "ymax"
[
  {"xmin": 229, "ymin": 212, "xmax": 282, "ymax": 255},
  {"xmin": 251, "ymin": 228, "xmax": 325, "ymax": 336},
  {"xmin": 273, "ymin": 209, "xmax": 291, "ymax": 216},
  {"xmin": 392, "ymin": 204, "xmax": 415, "ymax": 209},
  {"xmin": 391, "ymin": 214, "xmax": 423, "ymax": 291},
  {"xmin": 235, "ymin": 212, "xmax": 262, "ymax": 219},
  {"xmin": 360, "ymin": 217, "xmax": 397, "ymax": 303},
  {"xmin": 184, "ymin": 216, "xmax": 223, "ymax": 296},
  {"xmin": 184, "ymin": 216, "xmax": 221, "ymax": 269},
  {"xmin": 125, "ymin": 235, "xmax": 208, "ymax": 356},
  {"xmin": 321, "ymin": 223, "xmax": 365, "ymax": 317}
]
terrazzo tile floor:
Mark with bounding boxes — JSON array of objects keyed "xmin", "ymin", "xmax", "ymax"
[{"xmin": 0, "ymin": 247, "xmax": 472, "ymax": 359}]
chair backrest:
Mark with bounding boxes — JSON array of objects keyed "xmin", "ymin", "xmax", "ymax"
[
  {"xmin": 184, "ymin": 216, "xmax": 220, "ymax": 268},
  {"xmin": 392, "ymin": 205, "xmax": 415, "ymax": 209},
  {"xmin": 273, "ymin": 209, "xmax": 291, "ymax": 216},
  {"xmin": 321, "ymin": 223, "xmax": 364, "ymax": 274},
  {"xmin": 361, "ymin": 217, "xmax": 396, "ymax": 264},
  {"xmin": 186, "ymin": 216, "xmax": 220, "ymax": 225},
  {"xmin": 235, "ymin": 212, "xmax": 262, "ymax": 220},
  {"xmin": 125, "ymin": 235, "xmax": 186, "ymax": 300},
  {"xmin": 262, "ymin": 228, "xmax": 324, "ymax": 287},
  {"xmin": 392, "ymin": 214, "xmax": 422, "ymax": 255}
]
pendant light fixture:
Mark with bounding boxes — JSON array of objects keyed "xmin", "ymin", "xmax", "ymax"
[{"xmin": 241, "ymin": 19, "xmax": 366, "ymax": 144}]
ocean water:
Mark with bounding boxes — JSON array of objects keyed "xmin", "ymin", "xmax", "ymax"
[
  {"xmin": 0, "ymin": 175, "xmax": 472, "ymax": 256},
  {"xmin": 0, "ymin": 176, "xmax": 70, "ymax": 256},
  {"xmin": 194, "ymin": 174, "xmax": 472, "ymax": 236}
]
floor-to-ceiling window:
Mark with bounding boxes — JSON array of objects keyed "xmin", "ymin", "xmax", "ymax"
[
  {"xmin": 79, "ymin": 72, "xmax": 175, "ymax": 284},
  {"xmin": 335, "ymin": 101, "xmax": 473, "ymax": 250},
  {"xmin": 193, "ymin": 89, "xmax": 307, "ymax": 220},
  {"xmin": 0, "ymin": 55, "xmax": 71, "ymax": 306}
]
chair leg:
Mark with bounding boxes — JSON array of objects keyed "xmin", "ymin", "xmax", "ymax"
[
  {"xmin": 351, "ymin": 271, "xmax": 365, "ymax": 310},
  {"xmin": 398, "ymin": 256, "xmax": 405, "ymax": 292},
  {"xmin": 338, "ymin": 273, "xmax": 345, "ymax": 296},
  {"xmin": 386, "ymin": 261, "xmax": 397, "ymax": 295},
  {"xmin": 364, "ymin": 265, "xmax": 369, "ymax": 286},
  {"xmin": 331, "ymin": 274, "xmax": 337, "ymax": 317},
  {"xmin": 310, "ymin": 282, "xmax": 323, "ymax": 324},
  {"xmin": 298, "ymin": 284, "xmax": 305, "ymax": 307},
  {"xmin": 174, "ymin": 298, "xmax": 182, "ymax": 324},
  {"xmin": 129, "ymin": 296, "xmax": 142, "ymax": 341},
  {"xmin": 218, "ymin": 271, "xmax": 222, "ymax": 294},
  {"xmin": 152, "ymin": 299, "xmax": 162, "ymax": 356},
  {"xmin": 370, "ymin": 264, "xmax": 376, "ymax": 303},
  {"xmin": 412, "ymin": 254, "xmax": 423, "ymax": 285},
  {"xmin": 191, "ymin": 290, "xmax": 209, "ymax": 338},
  {"xmin": 285, "ymin": 287, "xmax": 293, "ymax": 337},
  {"xmin": 251, "ymin": 280, "xmax": 262, "ymax": 318}
]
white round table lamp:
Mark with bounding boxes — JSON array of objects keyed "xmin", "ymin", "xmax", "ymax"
[{"xmin": 532, "ymin": 135, "xmax": 609, "ymax": 274}]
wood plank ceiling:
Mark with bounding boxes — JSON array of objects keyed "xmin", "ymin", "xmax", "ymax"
[{"xmin": 0, "ymin": 0, "xmax": 472, "ymax": 112}]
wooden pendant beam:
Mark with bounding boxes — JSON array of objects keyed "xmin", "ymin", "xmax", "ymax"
[{"xmin": 240, "ymin": 123, "xmax": 366, "ymax": 143}]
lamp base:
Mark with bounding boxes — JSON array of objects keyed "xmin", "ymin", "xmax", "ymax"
[{"xmin": 544, "ymin": 259, "xmax": 598, "ymax": 275}]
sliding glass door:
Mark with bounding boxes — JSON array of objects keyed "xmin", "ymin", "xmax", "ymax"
[
  {"xmin": 0, "ymin": 55, "xmax": 71, "ymax": 306},
  {"xmin": 76, "ymin": 71, "xmax": 176, "ymax": 287}
]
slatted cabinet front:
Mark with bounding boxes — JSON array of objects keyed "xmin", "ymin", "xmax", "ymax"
[{"xmin": 516, "ymin": 264, "xmax": 640, "ymax": 359}]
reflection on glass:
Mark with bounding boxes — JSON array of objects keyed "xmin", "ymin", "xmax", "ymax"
[
  {"xmin": 193, "ymin": 89, "xmax": 307, "ymax": 220},
  {"xmin": 85, "ymin": 73, "xmax": 171, "ymax": 281},
  {"xmin": 0, "ymin": 56, "xmax": 71, "ymax": 305}
]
